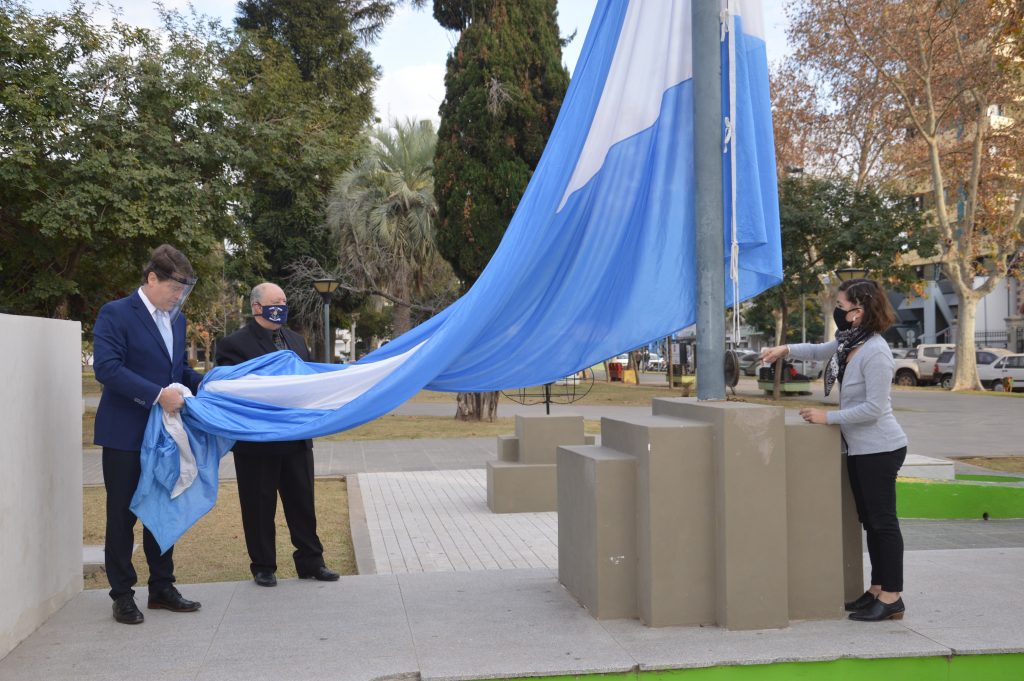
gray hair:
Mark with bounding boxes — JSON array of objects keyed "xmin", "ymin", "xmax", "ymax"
[{"xmin": 250, "ymin": 283, "xmax": 270, "ymax": 307}]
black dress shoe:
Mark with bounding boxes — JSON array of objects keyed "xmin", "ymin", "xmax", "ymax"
[
  {"xmin": 253, "ymin": 570, "xmax": 277, "ymax": 587},
  {"xmin": 298, "ymin": 565, "xmax": 340, "ymax": 582},
  {"xmin": 849, "ymin": 597, "xmax": 905, "ymax": 622},
  {"xmin": 844, "ymin": 590, "xmax": 878, "ymax": 612},
  {"xmin": 112, "ymin": 594, "xmax": 144, "ymax": 624},
  {"xmin": 147, "ymin": 585, "xmax": 201, "ymax": 612}
]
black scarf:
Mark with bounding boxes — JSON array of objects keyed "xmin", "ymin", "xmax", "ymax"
[{"xmin": 823, "ymin": 327, "xmax": 872, "ymax": 396}]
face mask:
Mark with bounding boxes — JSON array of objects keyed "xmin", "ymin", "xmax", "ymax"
[
  {"xmin": 259, "ymin": 304, "xmax": 288, "ymax": 325},
  {"xmin": 833, "ymin": 306, "xmax": 854, "ymax": 332}
]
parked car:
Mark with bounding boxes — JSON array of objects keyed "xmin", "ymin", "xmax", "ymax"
[
  {"xmin": 733, "ymin": 349, "xmax": 760, "ymax": 376},
  {"xmin": 608, "ymin": 353, "xmax": 630, "ymax": 366},
  {"xmin": 982, "ymin": 353, "xmax": 1024, "ymax": 391},
  {"xmin": 933, "ymin": 348, "xmax": 1011, "ymax": 389},
  {"xmin": 893, "ymin": 343, "xmax": 955, "ymax": 386}
]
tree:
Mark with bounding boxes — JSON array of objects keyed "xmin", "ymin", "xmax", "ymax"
[
  {"xmin": 0, "ymin": 2, "xmax": 241, "ymax": 326},
  {"xmin": 227, "ymin": 0, "xmax": 403, "ymax": 287},
  {"xmin": 753, "ymin": 175, "xmax": 937, "ymax": 398},
  {"xmin": 185, "ymin": 246, "xmax": 247, "ymax": 371},
  {"xmin": 786, "ymin": 0, "xmax": 1024, "ymax": 391},
  {"xmin": 432, "ymin": 0, "xmax": 569, "ymax": 419},
  {"xmin": 433, "ymin": 0, "xmax": 569, "ymax": 286},
  {"xmin": 327, "ymin": 119, "xmax": 452, "ymax": 335}
]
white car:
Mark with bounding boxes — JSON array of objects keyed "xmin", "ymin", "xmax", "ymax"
[
  {"xmin": 933, "ymin": 348, "xmax": 1012, "ymax": 389},
  {"xmin": 982, "ymin": 353, "xmax": 1024, "ymax": 391}
]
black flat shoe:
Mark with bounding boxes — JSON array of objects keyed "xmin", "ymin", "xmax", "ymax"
[
  {"xmin": 112, "ymin": 594, "xmax": 144, "ymax": 624},
  {"xmin": 148, "ymin": 585, "xmax": 201, "ymax": 612},
  {"xmin": 253, "ymin": 571, "xmax": 277, "ymax": 587},
  {"xmin": 298, "ymin": 565, "xmax": 340, "ymax": 582},
  {"xmin": 844, "ymin": 590, "xmax": 877, "ymax": 612},
  {"xmin": 849, "ymin": 597, "xmax": 905, "ymax": 622}
]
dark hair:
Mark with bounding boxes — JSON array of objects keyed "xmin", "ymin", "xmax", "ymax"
[
  {"xmin": 838, "ymin": 278, "xmax": 896, "ymax": 334},
  {"xmin": 142, "ymin": 244, "xmax": 194, "ymax": 284}
]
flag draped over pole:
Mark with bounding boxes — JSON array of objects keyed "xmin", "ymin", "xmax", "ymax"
[{"xmin": 133, "ymin": 0, "xmax": 782, "ymax": 552}]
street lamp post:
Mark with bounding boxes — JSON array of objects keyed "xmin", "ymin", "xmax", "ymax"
[
  {"xmin": 349, "ymin": 312, "xmax": 359, "ymax": 362},
  {"xmin": 834, "ymin": 267, "xmax": 868, "ymax": 283},
  {"xmin": 312, "ymin": 278, "xmax": 339, "ymax": 363}
]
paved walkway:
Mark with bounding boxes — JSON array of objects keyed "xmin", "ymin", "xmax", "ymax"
[
  {"xmin": 356, "ymin": 470, "xmax": 556, "ymax": 574},
  {"xmin": 3, "ymin": 549, "xmax": 1023, "ymax": 681}
]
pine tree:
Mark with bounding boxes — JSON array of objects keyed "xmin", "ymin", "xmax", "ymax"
[
  {"xmin": 432, "ymin": 0, "xmax": 569, "ymax": 420},
  {"xmin": 433, "ymin": 0, "xmax": 569, "ymax": 286}
]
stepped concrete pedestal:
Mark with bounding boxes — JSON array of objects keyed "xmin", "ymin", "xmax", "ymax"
[
  {"xmin": 558, "ymin": 398, "xmax": 861, "ymax": 630},
  {"xmin": 486, "ymin": 415, "xmax": 595, "ymax": 513}
]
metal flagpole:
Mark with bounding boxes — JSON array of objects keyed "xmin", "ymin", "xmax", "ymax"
[{"xmin": 693, "ymin": 0, "xmax": 725, "ymax": 400}]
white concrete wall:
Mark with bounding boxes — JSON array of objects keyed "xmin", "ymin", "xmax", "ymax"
[{"xmin": 0, "ymin": 314, "xmax": 82, "ymax": 660}]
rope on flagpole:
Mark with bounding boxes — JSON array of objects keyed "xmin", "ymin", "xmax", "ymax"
[{"xmin": 722, "ymin": 0, "xmax": 741, "ymax": 348}]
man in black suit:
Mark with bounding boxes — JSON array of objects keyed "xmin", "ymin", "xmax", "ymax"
[
  {"xmin": 93, "ymin": 244, "xmax": 204, "ymax": 624},
  {"xmin": 215, "ymin": 282, "xmax": 339, "ymax": 587}
]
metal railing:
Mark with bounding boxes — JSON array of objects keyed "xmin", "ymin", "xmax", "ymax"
[{"xmin": 976, "ymin": 331, "xmax": 1009, "ymax": 348}]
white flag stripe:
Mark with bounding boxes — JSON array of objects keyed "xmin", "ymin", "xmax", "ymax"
[
  {"xmin": 203, "ymin": 341, "xmax": 427, "ymax": 410},
  {"xmin": 558, "ymin": 0, "xmax": 765, "ymax": 212}
]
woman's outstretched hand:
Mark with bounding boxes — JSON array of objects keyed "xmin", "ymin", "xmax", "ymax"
[{"xmin": 759, "ymin": 345, "xmax": 789, "ymax": 364}]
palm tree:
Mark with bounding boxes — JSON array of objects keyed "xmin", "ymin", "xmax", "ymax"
[{"xmin": 327, "ymin": 118, "xmax": 441, "ymax": 335}]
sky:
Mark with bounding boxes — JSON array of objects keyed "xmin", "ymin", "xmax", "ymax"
[{"xmin": 23, "ymin": 0, "xmax": 791, "ymax": 125}]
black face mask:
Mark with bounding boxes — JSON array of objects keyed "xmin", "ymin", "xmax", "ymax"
[{"xmin": 833, "ymin": 306, "xmax": 854, "ymax": 332}]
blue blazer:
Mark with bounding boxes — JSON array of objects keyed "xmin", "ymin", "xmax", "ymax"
[{"xmin": 93, "ymin": 292, "xmax": 203, "ymax": 451}]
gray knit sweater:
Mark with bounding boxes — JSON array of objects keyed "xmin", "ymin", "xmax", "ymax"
[{"xmin": 787, "ymin": 333, "xmax": 908, "ymax": 455}]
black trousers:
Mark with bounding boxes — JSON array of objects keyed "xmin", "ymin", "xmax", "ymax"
[
  {"xmin": 102, "ymin": 448, "xmax": 175, "ymax": 600},
  {"xmin": 233, "ymin": 442, "xmax": 325, "ymax": 575},
  {"xmin": 847, "ymin": 446, "xmax": 907, "ymax": 593}
]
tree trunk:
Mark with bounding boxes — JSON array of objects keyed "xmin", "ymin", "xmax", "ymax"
[
  {"xmin": 391, "ymin": 277, "xmax": 412, "ymax": 336},
  {"xmin": 772, "ymin": 295, "xmax": 788, "ymax": 400},
  {"xmin": 454, "ymin": 391, "xmax": 499, "ymax": 421},
  {"xmin": 951, "ymin": 285, "xmax": 983, "ymax": 391},
  {"xmin": 203, "ymin": 339, "xmax": 213, "ymax": 372},
  {"xmin": 818, "ymin": 280, "xmax": 839, "ymax": 341}
]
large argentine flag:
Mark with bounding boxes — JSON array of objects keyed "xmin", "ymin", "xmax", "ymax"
[{"xmin": 134, "ymin": 0, "xmax": 782, "ymax": 551}]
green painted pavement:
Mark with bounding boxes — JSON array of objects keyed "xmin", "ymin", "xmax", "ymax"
[
  {"xmin": 470, "ymin": 653, "xmax": 1024, "ymax": 681},
  {"xmin": 898, "ymin": 479, "xmax": 1024, "ymax": 519}
]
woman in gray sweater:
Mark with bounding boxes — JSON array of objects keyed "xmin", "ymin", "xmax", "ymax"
[{"xmin": 760, "ymin": 278, "xmax": 908, "ymax": 622}]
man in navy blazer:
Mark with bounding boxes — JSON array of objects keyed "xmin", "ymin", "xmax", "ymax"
[{"xmin": 93, "ymin": 244, "xmax": 204, "ymax": 624}]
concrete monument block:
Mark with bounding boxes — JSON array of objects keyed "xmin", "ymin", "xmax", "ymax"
[
  {"xmin": 652, "ymin": 398, "xmax": 789, "ymax": 631},
  {"xmin": 602, "ymin": 415, "xmax": 716, "ymax": 626},
  {"xmin": 0, "ymin": 314, "xmax": 82, "ymax": 659},
  {"xmin": 516, "ymin": 414, "xmax": 586, "ymax": 464},
  {"xmin": 557, "ymin": 445, "xmax": 637, "ymax": 620},
  {"xmin": 487, "ymin": 414, "xmax": 588, "ymax": 512},
  {"xmin": 486, "ymin": 461, "xmax": 557, "ymax": 513},
  {"xmin": 784, "ymin": 415, "xmax": 845, "ymax": 620},
  {"xmin": 496, "ymin": 435, "xmax": 519, "ymax": 462}
]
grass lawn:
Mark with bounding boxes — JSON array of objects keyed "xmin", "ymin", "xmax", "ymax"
[
  {"xmin": 83, "ymin": 369, "xmax": 102, "ymax": 395},
  {"xmin": 83, "ymin": 478, "xmax": 356, "ymax": 589},
  {"xmin": 956, "ymin": 456, "xmax": 1024, "ymax": 474},
  {"xmin": 83, "ymin": 407, "xmax": 95, "ymax": 447}
]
